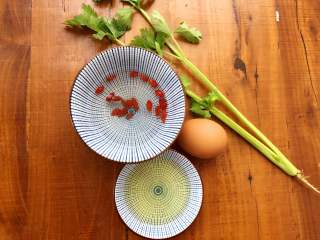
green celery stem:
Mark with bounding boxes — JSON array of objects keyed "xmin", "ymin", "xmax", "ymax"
[
  {"xmin": 165, "ymin": 41, "xmax": 182, "ymax": 58},
  {"xmin": 114, "ymin": 38, "xmax": 125, "ymax": 46},
  {"xmin": 181, "ymin": 57, "xmax": 300, "ymax": 175},
  {"xmin": 210, "ymin": 108, "xmax": 298, "ymax": 175},
  {"xmin": 185, "ymin": 89, "xmax": 202, "ymax": 102},
  {"xmin": 181, "ymin": 56, "xmax": 279, "ymax": 151},
  {"xmin": 218, "ymin": 93, "xmax": 299, "ymax": 174},
  {"xmin": 180, "ymin": 58, "xmax": 217, "ymax": 91},
  {"xmin": 139, "ymin": 8, "xmax": 152, "ymax": 23},
  {"xmin": 171, "ymin": 35, "xmax": 185, "ymax": 57},
  {"xmin": 186, "ymin": 90, "xmax": 299, "ymax": 176}
]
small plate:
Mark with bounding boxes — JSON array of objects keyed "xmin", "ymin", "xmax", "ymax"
[
  {"xmin": 115, "ymin": 150, "xmax": 203, "ymax": 239},
  {"xmin": 70, "ymin": 47, "xmax": 185, "ymax": 163}
]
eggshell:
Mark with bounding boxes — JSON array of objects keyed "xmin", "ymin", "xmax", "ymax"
[{"xmin": 177, "ymin": 118, "xmax": 227, "ymax": 159}]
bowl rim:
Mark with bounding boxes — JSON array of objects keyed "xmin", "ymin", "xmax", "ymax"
[{"xmin": 69, "ymin": 46, "xmax": 187, "ymax": 163}]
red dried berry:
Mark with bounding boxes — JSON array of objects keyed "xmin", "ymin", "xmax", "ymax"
[
  {"xmin": 132, "ymin": 98, "xmax": 139, "ymax": 111},
  {"xmin": 149, "ymin": 79, "xmax": 158, "ymax": 88},
  {"xmin": 155, "ymin": 90, "xmax": 164, "ymax": 98},
  {"xmin": 159, "ymin": 97, "xmax": 167, "ymax": 110},
  {"xmin": 110, "ymin": 96, "xmax": 140, "ymax": 120},
  {"xmin": 106, "ymin": 92, "xmax": 117, "ymax": 102},
  {"xmin": 146, "ymin": 100, "xmax": 153, "ymax": 112},
  {"xmin": 126, "ymin": 112, "xmax": 134, "ymax": 120},
  {"xmin": 140, "ymin": 73, "xmax": 149, "ymax": 82},
  {"xmin": 95, "ymin": 86, "xmax": 105, "ymax": 95},
  {"xmin": 106, "ymin": 74, "xmax": 116, "ymax": 81},
  {"xmin": 125, "ymin": 99, "xmax": 132, "ymax": 108},
  {"xmin": 160, "ymin": 110, "xmax": 167, "ymax": 123},
  {"xmin": 130, "ymin": 70, "xmax": 139, "ymax": 78},
  {"xmin": 112, "ymin": 96, "xmax": 122, "ymax": 101},
  {"xmin": 155, "ymin": 105, "xmax": 162, "ymax": 116},
  {"xmin": 111, "ymin": 108, "xmax": 122, "ymax": 116},
  {"xmin": 121, "ymin": 99, "xmax": 127, "ymax": 107},
  {"xmin": 106, "ymin": 95, "xmax": 113, "ymax": 102},
  {"xmin": 119, "ymin": 108, "xmax": 128, "ymax": 117}
]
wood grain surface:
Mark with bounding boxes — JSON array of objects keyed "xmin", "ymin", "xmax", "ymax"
[{"xmin": 0, "ymin": 0, "xmax": 319, "ymax": 239}]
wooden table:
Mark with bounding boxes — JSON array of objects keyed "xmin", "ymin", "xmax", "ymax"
[{"xmin": 1, "ymin": 0, "xmax": 319, "ymax": 239}]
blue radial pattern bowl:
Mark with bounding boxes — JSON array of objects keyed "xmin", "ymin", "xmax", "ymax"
[{"xmin": 70, "ymin": 47, "xmax": 185, "ymax": 163}]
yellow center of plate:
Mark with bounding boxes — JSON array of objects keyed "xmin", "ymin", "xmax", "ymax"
[{"xmin": 124, "ymin": 158, "xmax": 190, "ymax": 225}]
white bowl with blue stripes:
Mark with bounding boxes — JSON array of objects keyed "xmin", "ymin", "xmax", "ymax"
[
  {"xmin": 115, "ymin": 150, "xmax": 203, "ymax": 239},
  {"xmin": 70, "ymin": 47, "xmax": 185, "ymax": 163}
]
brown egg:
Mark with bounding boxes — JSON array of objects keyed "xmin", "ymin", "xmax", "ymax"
[{"xmin": 177, "ymin": 118, "xmax": 227, "ymax": 159}]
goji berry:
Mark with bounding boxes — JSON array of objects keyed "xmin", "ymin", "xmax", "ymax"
[
  {"xmin": 125, "ymin": 99, "xmax": 133, "ymax": 108},
  {"xmin": 132, "ymin": 98, "xmax": 139, "ymax": 111},
  {"xmin": 106, "ymin": 95, "xmax": 113, "ymax": 102},
  {"xmin": 112, "ymin": 96, "xmax": 122, "ymax": 101},
  {"xmin": 121, "ymin": 99, "xmax": 127, "ymax": 107},
  {"xmin": 140, "ymin": 73, "xmax": 149, "ymax": 82},
  {"xmin": 129, "ymin": 70, "xmax": 139, "ymax": 78},
  {"xmin": 155, "ymin": 105, "xmax": 162, "ymax": 116},
  {"xmin": 109, "ymin": 95, "xmax": 140, "ymax": 120},
  {"xmin": 149, "ymin": 79, "xmax": 158, "ymax": 88},
  {"xmin": 118, "ymin": 108, "xmax": 128, "ymax": 117},
  {"xmin": 160, "ymin": 109, "xmax": 167, "ymax": 123},
  {"xmin": 95, "ymin": 86, "xmax": 105, "ymax": 95},
  {"xmin": 106, "ymin": 74, "xmax": 116, "ymax": 81},
  {"xmin": 106, "ymin": 92, "xmax": 119, "ymax": 102},
  {"xmin": 111, "ymin": 108, "xmax": 122, "ymax": 116},
  {"xmin": 159, "ymin": 97, "xmax": 167, "ymax": 110},
  {"xmin": 155, "ymin": 90, "xmax": 164, "ymax": 98},
  {"xmin": 146, "ymin": 100, "xmax": 153, "ymax": 112}
]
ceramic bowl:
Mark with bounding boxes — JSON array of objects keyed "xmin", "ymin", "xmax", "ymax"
[
  {"xmin": 115, "ymin": 150, "xmax": 203, "ymax": 239},
  {"xmin": 70, "ymin": 47, "xmax": 185, "ymax": 163}
]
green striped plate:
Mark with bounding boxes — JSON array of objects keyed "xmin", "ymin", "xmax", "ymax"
[{"xmin": 115, "ymin": 150, "xmax": 203, "ymax": 239}]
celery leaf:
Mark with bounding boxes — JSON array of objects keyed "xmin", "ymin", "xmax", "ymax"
[
  {"xmin": 175, "ymin": 21, "xmax": 202, "ymax": 44},
  {"xmin": 150, "ymin": 11, "xmax": 171, "ymax": 37},
  {"xmin": 190, "ymin": 100, "xmax": 211, "ymax": 118},
  {"xmin": 131, "ymin": 28, "xmax": 166, "ymax": 55},
  {"xmin": 65, "ymin": 4, "xmax": 133, "ymax": 41}
]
